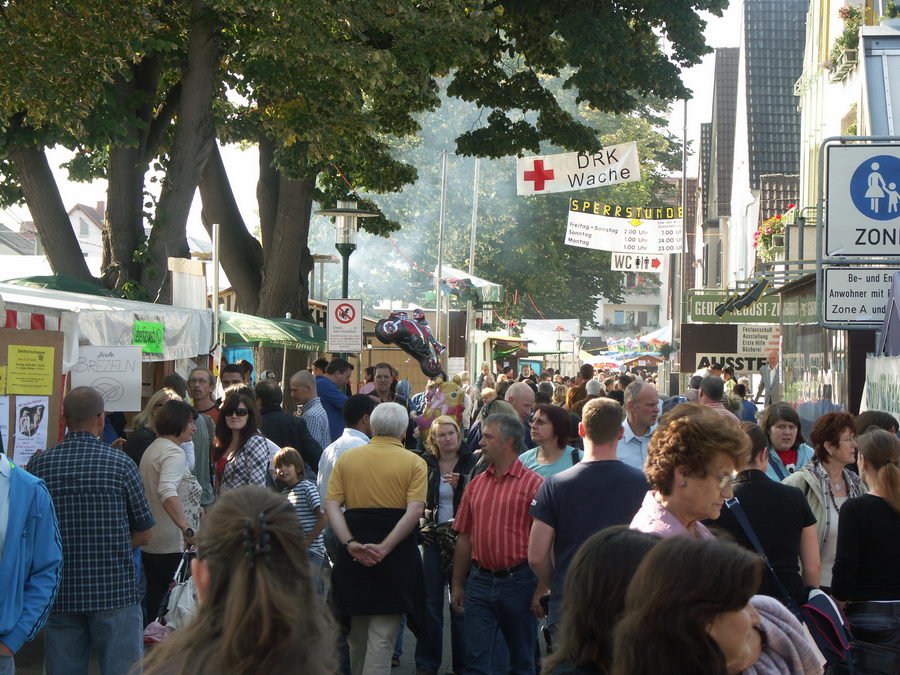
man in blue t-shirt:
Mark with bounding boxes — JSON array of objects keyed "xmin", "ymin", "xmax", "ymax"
[
  {"xmin": 316, "ymin": 358, "xmax": 353, "ymax": 442},
  {"xmin": 528, "ymin": 398, "xmax": 649, "ymax": 631}
]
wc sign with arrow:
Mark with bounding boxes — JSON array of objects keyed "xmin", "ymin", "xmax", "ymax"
[{"xmin": 610, "ymin": 253, "xmax": 663, "ymax": 273}]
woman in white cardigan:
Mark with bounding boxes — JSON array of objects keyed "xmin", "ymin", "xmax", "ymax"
[{"xmin": 139, "ymin": 400, "xmax": 202, "ymax": 625}]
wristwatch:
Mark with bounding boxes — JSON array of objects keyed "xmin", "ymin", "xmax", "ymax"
[
  {"xmin": 344, "ymin": 537, "xmax": 357, "ymax": 548},
  {"xmin": 183, "ymin": 527, "xmax": 195, "ymax": 538}
]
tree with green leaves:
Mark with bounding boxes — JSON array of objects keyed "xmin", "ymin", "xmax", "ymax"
[{"xmin": 0, "ymin": 0, "xmax": 724, "ymax": 330}]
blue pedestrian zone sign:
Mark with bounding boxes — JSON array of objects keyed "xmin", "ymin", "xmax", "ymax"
[
  {"xmin": 850, "ymin": 155, "xmax": 900, "ymax": 220},
  {"xmin": 826, "ymin": 144, "xmax": 900, "ymax": 256}
]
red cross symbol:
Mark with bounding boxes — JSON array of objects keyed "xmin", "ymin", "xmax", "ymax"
[{"xmin": 523, "ymin": 159, "xmax": 555, "ymax": 191}]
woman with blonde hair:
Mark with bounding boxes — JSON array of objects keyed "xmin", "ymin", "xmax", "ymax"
[
  {"xmin": 417, "ymin": 415, "xmax": 476, "ymax": 674},
  {"xmin": 832, "ymin": 429, "xmax": 900, "ymax": 662},
  {"xmin": 124, "ymin": 387, "xmax": 182, "ymax": 466},
  {"xmin": 552, "ymin": 384, "xmax": 568, "ymax": 407},
  {"xmin": 142, "ymin": 486, "xmax": 336, "ymax": 675}
]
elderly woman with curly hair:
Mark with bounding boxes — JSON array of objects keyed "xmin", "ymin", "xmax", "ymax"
[
  {"xmin": 630, "ymin": 404, "xmax": 749, "ymax": 539},
  {"xmin": 784, "ymin": 410, "xmax": 865, "ymax": 593}
]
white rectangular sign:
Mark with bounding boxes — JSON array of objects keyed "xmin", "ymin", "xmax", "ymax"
[
  {"xmin": 738, "ymin": 324, "xmax": 781, "ymax": 354},
  {"xmin": 516, "ymin": 142, "xmax": 640, "ymax": 196},
  {"xmin": 327, "ymin": 299, "xmax": 363, "ymax": 353},
  {"xmin": 823, "ymin": 266, "xmax": 898, "ymax": 325},
  {"xmin": 826, "ymin": 144, "xmax": 900, "ymax": 256},
  {"xmin": 610, "ymin": 252, "xmax": 664, "ymax": 273},
  {"xmin": 70, "ymin": 345, "xmax": 143, "ymax": 412},
  {"xmin": 566, "ymin": 201, "xmax": 683, "ymax": 254}
]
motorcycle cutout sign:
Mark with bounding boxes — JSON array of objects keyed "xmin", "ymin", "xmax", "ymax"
[
  {"xmin": 327, "ymin": 299, "xmax": 363, "ymax": 353},
  {"xmin": 375, "ymin": 308, "xmax": 446, "ymax": 378}
]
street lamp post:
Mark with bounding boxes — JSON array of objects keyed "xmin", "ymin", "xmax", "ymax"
[{"xmin": 315, "ymin": 200, "xmax": 378, "ymax": 299}]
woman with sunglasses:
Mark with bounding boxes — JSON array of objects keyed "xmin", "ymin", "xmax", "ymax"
[{"xmin": 213, "ymin": 391, "xmax": 270, "ymax": 494}]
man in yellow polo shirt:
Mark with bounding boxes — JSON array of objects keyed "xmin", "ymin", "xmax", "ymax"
[{"xmin": 325, "ymin": 401, "xmax": 427, "ymax": 675}]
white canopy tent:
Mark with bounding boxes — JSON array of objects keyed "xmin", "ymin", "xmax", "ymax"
[{"xmin": 0, "ymin": 282, "xmax": 213, "ymax": 373}]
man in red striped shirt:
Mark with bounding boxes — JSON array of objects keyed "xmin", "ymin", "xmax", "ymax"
[{"xmin": 451, "ymin": 413, "xmax": 544, "ymax": 674}]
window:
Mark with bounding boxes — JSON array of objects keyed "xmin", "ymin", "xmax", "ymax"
[
  {"xmin": 637, "ymin": 311, "xmax": 648, "ymax": 327},
  {"xmin": 625, "ymin": 311, "xmax": 636, "ymax": 325},
  {"xmin": 624, "ymin": 273, "xmax": 636, "ymax": 288},
  {"xmin": 79, "ymin": 218, "xmax": 90, "ymax": 237},
  {"xmin": 613, "ymin": 310, "xmax": 624, "ymax": 325}
]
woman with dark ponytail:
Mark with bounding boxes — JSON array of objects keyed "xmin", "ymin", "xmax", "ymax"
[
  {"xmin": 832, "ymin": 428, "xmax": 900, "ymax": 662},
  {"xmin": 142, "ymin": 486, "xmax": 336, "ymax": 674}
]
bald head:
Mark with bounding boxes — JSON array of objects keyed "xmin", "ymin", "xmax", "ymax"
[
  {"xmin": 505, "ymin": 381, "xmax": 535, "ymax": 421},
  {"xmin": 64, "ymin": 386, "xmax": 105, "ymax": 434},
  {"xmin": 289, "ymin": 370, "xmax": 317, "ymax": 405}
]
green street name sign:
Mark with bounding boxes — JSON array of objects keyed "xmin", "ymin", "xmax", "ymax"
[{"xmin": 685, "ymin": 290, "xmax": 780, "ymax": 324}]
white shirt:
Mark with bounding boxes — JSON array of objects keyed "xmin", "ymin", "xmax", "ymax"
[
  {"xmin": 0, "ymin": 455, "xmax": 13, "ymax": 560},
  {"xmin": 317, "ymin": 428, "xmax": 370, "ymax": 501},
  {"xmin": 616, "ymin": 418, "xmax": 657, "ymax": 470}
]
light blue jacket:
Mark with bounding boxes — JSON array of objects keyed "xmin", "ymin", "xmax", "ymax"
[
  {"xmin": 0, "ymin": 458, "xmax": 62, "ymax": 653},
  {"xmin": 765, "ymin": 442, "xmax": 815, "ymax": 481}
]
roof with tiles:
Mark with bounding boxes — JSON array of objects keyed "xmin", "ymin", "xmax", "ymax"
[
  {"xmin": 744, "ymin": 0, "xmax": 806, "ymax": 189},
  {"xmin": 759, "ymin": 174, "xmax": 800, "ymax": 222},
  {"xmin": 711, "ymin": 47, "xmax": 739, "ymax": 217}
]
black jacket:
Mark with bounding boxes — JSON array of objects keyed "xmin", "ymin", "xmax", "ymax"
[
  {"xmin": 258, "ymin": 406, "xmax": 323, "ymax": 472},
  {"xmin": 423, "ymin": 445, "xmax": 477, "ymax": 518}
]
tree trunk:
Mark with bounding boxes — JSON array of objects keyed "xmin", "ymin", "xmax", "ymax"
[
  {"xmin": 257, "ymin": 134, "xmax": 278, "ymax": 263},
  {"xmin": 256, "ymin": 173, "xmax": 315, "ymax": 320},
  {"xmin": 105, "ymin": 144, "xmax": 147, "ymax": 288},
  {"xmin": 198, "ymin": 141, "xmax": 264, "ymax": 314},
  {"xmin": 104, "ymin": 62, "xmax": 164, "ymax": 290},
  {"xmin": 144, "ymin": 0, "xmax": 219, "ymax": 300},
  {"xmin": 254, "ymin": 172, "xmax": 317, "ymax": 376},
  {"xmin": 8, "ymin": 144, "xmax": 93, "ymax": 282}
]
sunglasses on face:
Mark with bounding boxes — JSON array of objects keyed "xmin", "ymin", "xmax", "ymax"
[{"xmin": 225, "ymin": 408, "xmax": 250, "ymax": 417}]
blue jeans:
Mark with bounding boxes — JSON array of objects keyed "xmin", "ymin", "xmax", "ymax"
[
  {"xmin": 44, "ymin": 604, "xmax": 143, "ymax": 675},
  {"xmin": 0, "ymin": 654, "xmax": 13, "ymax": 675},
  {"xmin": 309, "ymin": 551, "xmax": 327, "ymax": 597},
  {"xmin": 848, "ymin": 604, "xmax": 900, "ymax": 647},
  {"xmin": 463, "ymin": 564, "xmax": 537, "ymax": 675},
  {"xmin": 416, "ymin": 543, "xmax": 466, "ymax": 673}
]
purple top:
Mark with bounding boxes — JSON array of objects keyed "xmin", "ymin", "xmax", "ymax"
[{"xmin": 629, "ymin": 491, "xmax": 715, "ymax": 540}]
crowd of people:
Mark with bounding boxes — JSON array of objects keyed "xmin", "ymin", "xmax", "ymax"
[{"xmin": 2, "ymin": 357, "xmax": 900, "ymax": 675}]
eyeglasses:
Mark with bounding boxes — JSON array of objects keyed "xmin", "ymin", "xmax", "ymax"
[{"xmin": 225, "ymin": 408, "xmax": 250, "ymax": 417}]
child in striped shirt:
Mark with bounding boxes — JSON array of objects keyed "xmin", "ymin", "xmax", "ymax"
[{"xmin": 273, "ymin": 447, "xmax": 327, "ymax": 593}]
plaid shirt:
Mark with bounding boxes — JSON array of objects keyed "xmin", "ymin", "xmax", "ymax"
[
  {"xmin": 298, "ymin": 397, "xmax": 331, "ymax": 449},
  {"xmin": 217, "ymin": 433, "xmax": 271, "ymax": 493},
  {"xmin": 27, "ymin": 431, "xmax": 154, "ymax": 613}
]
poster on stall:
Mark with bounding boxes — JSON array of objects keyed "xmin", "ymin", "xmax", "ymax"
[
  {"xmin": 7, "ymin": 345, "xmax": 55, "ymax": 395},
  {"xmin": 0, "ymin": 397, "xmax": 8, "ymax": 456},
  {"xmin": 71, "ymin": 346, "xmax": 142, "ymax": 412},
  {"xmin": 13, "ymin": 396, "xmax": 49, "ymax": 466}
]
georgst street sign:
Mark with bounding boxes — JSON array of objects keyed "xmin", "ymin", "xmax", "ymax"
[
  {"xmin": 826, "ymin": 144, "xmax": 900, "ymax": 256},
  {"xmin": 685, "ymin": 290, "xmax": 780, "ymax": 323},
  {"xmin": 823, "ymin": 266, "xmax": 898, "ymax": 325}
]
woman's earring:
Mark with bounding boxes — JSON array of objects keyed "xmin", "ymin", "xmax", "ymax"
[{"xmin": 680, "ymin": 480, "xmax": 687, "ymax": 488}]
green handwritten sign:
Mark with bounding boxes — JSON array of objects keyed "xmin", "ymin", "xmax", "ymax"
[{"xmin": 133, "ymin": 320, "xmax": 164, "ymax": 354}]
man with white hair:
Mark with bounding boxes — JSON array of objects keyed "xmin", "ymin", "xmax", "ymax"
[
  {"xmin": 505, "ymin": 381, "xmax": 536, "ymax": 447},
  {"xmin": 325, "ymin": 402, "xmax": 427, "ymax": 675}
]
